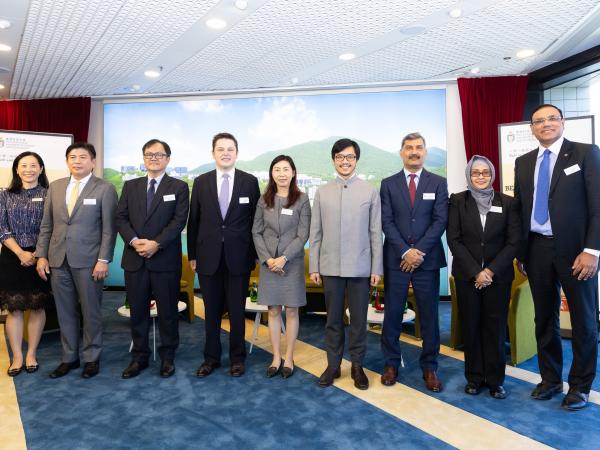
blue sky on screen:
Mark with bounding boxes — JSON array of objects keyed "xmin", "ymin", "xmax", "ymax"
[{"xmin": 104, "ymin": 89, "xmax": 446, "ymax": 169}]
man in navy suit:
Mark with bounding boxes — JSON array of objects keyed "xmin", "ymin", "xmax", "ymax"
[
  {"xmin": 379, "ymin": 132, "xmax": 448, "ymax": 392},
  {"xmin": 514, "ymin": 104, "xmax": 600, "ymax": 410},
  {"xmin": 116, "ymin": 139, "xmax": 189, "ymax": 379},
  {"xmin": 187, "ymin": 132, "xmax": 260, "ymax": 378}
]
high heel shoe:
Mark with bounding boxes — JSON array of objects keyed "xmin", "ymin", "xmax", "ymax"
[
  {"xmin": 266, "ymin": 360, "xmax": 282, "ymax": 378},
  {"xmin": 25, "ymin": 363, "xmax": 40, "ymax": 373},
  {"xmin": 281, "ymin": 361, "xmax": 294, "ymax": 379},
  {"xmin": 7, "ymin": 364, "xmax": 24, "ymax": 377}
]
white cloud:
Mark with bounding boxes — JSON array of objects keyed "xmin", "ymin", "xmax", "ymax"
[{"xmin": 180, "ymin": 99, "xmax": 224, "ymax": 113}]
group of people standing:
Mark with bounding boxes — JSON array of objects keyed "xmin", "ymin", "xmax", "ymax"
[{"xmin": 1, "ymin": 103, "xmax": 598, "ymax": 412}]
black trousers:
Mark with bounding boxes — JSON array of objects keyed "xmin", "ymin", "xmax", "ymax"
[
  {"xmin": 455, "ymin": 279, "xmax": 511, "ymax": 387},
  {"xmin": 322, "ymin": 276, "xmax": 370, "ymax": 367},
  {"xmin": 125, "ymin": 267, "xmax": 180, "ymax": 362},
  {"xmin": 197, "ymin": 249, "xmax": 250, "ymax": 365},
  {"xmin": 526, "ymin": 233, "xmax": 599, "ymax": 392}
]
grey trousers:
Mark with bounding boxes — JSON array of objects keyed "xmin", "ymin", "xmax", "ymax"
[
  {"xmin": 322, "ymin": 276, "xmax": 370, "ymax": 367},
  {"xmin": 51, "ymin": 261, "xmax": 104, "ymax": 363}
]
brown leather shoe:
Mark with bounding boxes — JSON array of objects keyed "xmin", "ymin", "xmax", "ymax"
[
  {"xmin": 350, "ymin": 363, "xmax": 369, "ymax": 390},
  {"xmin": 422, "ymin": 368, "xmax": 443, "ymax": 392},
  {"xmin": 381, "ymin": 365, "xmax": 398, "ymax": 386}
]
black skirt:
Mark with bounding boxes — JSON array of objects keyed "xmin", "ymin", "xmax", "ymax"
[{"xmin": 0, "ymin": 245, "xmax": 52, "ymax": 312}]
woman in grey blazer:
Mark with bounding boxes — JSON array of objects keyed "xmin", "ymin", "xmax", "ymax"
[{"xmin": 252, "ymin": 155, "xmax": 311, "ymax": 379}]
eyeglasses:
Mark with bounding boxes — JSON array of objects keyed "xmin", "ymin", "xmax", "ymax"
[
  {"xmin": 470, "ymin": 170, "xmax": 492, "ymax": 178},
  {"xmin": 334, "ymin": 154, "xmax": 357, "ymax": 162},
  {"xmin": 531, "ymin": 115, "xmax": 562, "ymax": 126},
  {"xmin": 143, "ymin": 153, "xmax": 168, "ymax": 160}
]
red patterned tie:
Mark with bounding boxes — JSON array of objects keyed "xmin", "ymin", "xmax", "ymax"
[{"xmin": 409, "ymin": 173, "xmax": 417, "ymax": 207}]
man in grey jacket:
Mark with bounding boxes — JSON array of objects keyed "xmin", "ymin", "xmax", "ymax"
[
  {"xmin": 309, "ymin": 138, "xmax": 383, "ymax": 390},
  {"xmin": 36, "ymin": 143, "xmax": 117, "ymax": 379}
]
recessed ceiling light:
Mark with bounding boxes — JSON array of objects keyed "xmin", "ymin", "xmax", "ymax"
[
  {"xmin": 470, "ymin": 67, "xmax": 480, "ymax": 74},
  {"xmin": 339, "ymin": 53, "xmax": 355, "ymax": 61},
  {"xmin": 449, "ymin": 8, "xmax": 462, "ymax": 18},
  {"xmin": 516, "ymin": 49, "xmax": 535, "ymax": 59},
  {"xmin": 0, "ymin": 84, "xmax": 5, "ymax": 89},
  {"xmin": 0, "ymin": 43, "xmax": 12, "ymax": 52},
  {"xmin": 0, "ymin": 19, "xmax": 11, "ymax": 29},
  {"xmin": 144, "ymin": 67, "xmax": 162, "ymax": 78},
  {"xmin": 234, "ymin": 0, "xmax": 248, "ymax": 10},
  {"xmin": 130, "ymin": 84, "xmax": 141, "ymax": 91},
  {"xmin": 206, "ymin": 18, "xmax": 227, "ymax": 29}
]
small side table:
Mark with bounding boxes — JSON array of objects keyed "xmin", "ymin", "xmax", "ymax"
[{"xmin": 117, "ymin": 300, "xmax": 187, "ymax": 361}]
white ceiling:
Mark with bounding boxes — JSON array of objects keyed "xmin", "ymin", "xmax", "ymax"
[{"xmin": 1, "ymin": 0, "xmax": 600, "ymax": 100}]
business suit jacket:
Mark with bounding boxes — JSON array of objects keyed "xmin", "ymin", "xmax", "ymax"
[
  {"xmin": 380, "ymin": 169, "xmax": 448, "ymax": 271},
  {"xmin": 252, "ymin": 192, "xmax": 311, "ymax": 264},
  {"xmin": 447, "ymin": 191, "xmax": 520, "ymax": 283},
  {"xmin": 36, "ymin": 175, "xmax": 118, "ymax": 268},
  {"xmin": 187, "ymin": 169, "xmax": 260, "ymax": 276},
  {"xmin": 116, "ymin": 174, "xmax": 189, "ymax": 273},
  {"xmin": 513, "ymin": 139, "xmax": 600, "ymax": 262}
]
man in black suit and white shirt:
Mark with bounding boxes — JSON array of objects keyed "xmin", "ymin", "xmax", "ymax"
[
  {"xmin": 116, "ymin": 139, "xmax": 189, "ymax": 379},
  {"xmin": 187, "ymin": 132, "xmax": 260, "ymax": 378},
  {"xmin": 514, "ymin": 104, "xmax": 600, "ymax": 410}
]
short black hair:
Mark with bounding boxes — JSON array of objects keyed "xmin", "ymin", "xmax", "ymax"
[
  {"xmin": 331, "ymin": 138, "xmax": 360, "ymax": 161},
  {"xmin": 401, "ymin": 132, "xmax": 426, "ymax": 148},
  {"xmin": 65, "ymin": 142, "xmax": 96, "ymax": 159},
  {"xmin": 212, "ymin": 132, "xmax": 238, "ymax": 151},
  {"xmin": 530, "ymin": 104, "xmax": 563, "ymax": 123},
  {"xmin": 142, "ymin": 139, "xmax": 171, "ymax": 157}
]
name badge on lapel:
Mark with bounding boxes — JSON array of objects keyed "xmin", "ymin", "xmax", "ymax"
[
  {"xmin": 31, "ymin": 198, "xmax": 44, "ymax": 202},
  {"xmin": 564, "ymin": 164, "xmax": 581, "ymax": 176},
  {"xmin": 489, "ymin": 206, "xmax": 502, "ymax": 213},
  {"xmin": 423, "ymin": 193, "xmax": 435, "ymax": 200},
  {"xmin": 83, "ymin": 198, "xmax": 96, "ymax": 205},
  {"xmin": 281, "ymin": 208, "xmax": 293, "ymax": 216},
  {"xmin": 163, "ymin": 194, "xmax": 176, "ymax": 202},
  {"xmin": 239, "ymin": 197, "xmax": 250, "ymax": 204}
]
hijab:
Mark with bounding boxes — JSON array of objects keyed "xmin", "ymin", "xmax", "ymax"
[{"xmin": 465, "ymin": 155, "xmax": 495, "ymax": 215}]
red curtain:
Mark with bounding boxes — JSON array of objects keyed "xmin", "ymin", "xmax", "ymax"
[
  {"xmin": 457, "ymin": 76, "xmax": 529, "ymax": 190},
  {"xmin": 0, "ymin": 97, "xmax": 91, "ymax": 142}
]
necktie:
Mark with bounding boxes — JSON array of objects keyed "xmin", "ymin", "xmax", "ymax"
[
  {"xmin": 534, "ymin": 149, "xmax": 551, "ymax": 224},
  {"xmin": 408, "ymin": 173, "xmax": 417, "ymax": 208},
  {"xmin": 219, "ymin": 174, "xmax": 230, "ymax": 219},
  {"xmin": 67, "ymin": 181, "xmax": 80, "ymax": 216},
  {"xmin": 147, "ymin": 178, "xmax": 156, "ymax": 214}
]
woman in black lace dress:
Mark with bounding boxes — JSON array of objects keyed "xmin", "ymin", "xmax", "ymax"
[{"xmin": 0, "ymin": 152, "xmax": 52, "ymax": 376}]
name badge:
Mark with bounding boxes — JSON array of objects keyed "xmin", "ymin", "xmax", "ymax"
[
  {"xmin": 31, "ymin": 197, "xmax": 44, "ymax": 202},
  {"xmin": 423, "ymin": 193, "xmax": 435, "ymax": 200},
  {"xmin": 489, "ymin": 206, "xmax": 502, "ymax": 213},
  {"xmin": 564, "ymin": 164, "xmax": 581, "ymax": 176},
  {"xmin": 83, "ymin": 198, "xmax": 96, "ymax": 205},
  {"xmin": 239, "ymin": 197, "xmax": 250, "ymax": 204},
  {"xmin": 281, "ymin": 208, "xmax": 293, "ymax": 216},
  {"xmin": 163, "ymin": 194, "xmax": 176, "ymax": 202}
]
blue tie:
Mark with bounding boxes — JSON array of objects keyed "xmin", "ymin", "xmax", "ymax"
[
  {"xmin": 534, "ymin": 149, "xmax": 551, "ymax": 224},
  {"xmin": 147, "ymin": 178, "xmax": 156, "ymax": 214}
]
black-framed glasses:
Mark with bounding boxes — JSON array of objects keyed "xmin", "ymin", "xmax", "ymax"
[
  {"xmin": 334, "ymin": 154, "xmax": 357, "ymax": 162},
  {"xmin": 531, "ymin": 116, "xmax": 562, "ymax": 126},
  {"xmin": 470, "ymin": 170, "xmax": 492, "ymax": 178},
  {"xmin": 143, "ymin": 152, "xmax": 168, "ymax": 160}
]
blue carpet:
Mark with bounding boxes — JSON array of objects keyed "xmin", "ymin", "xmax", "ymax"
[{"xmin": 9, "ymin": 292, "xmax": 451, "ymax": 450}]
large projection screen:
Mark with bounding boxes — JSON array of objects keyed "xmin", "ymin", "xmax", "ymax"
[{"xmin": 0, "ymin": 130, "xmax": 73, "ymax": 187}]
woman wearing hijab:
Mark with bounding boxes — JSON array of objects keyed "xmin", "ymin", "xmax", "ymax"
[{"xmin": 447, "ymin": 155, "xmax": 520, "ymax": 399}]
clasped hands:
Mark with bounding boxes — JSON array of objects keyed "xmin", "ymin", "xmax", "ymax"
[
  {"xmin": 400, "ymin": 248, "xmax": 425, "ymax": 272},
  {"xmin": 132, "ymin": 239, "xmax": 159, "ymax": 259},
  {"xmin": 266, "ymin": 256, "xmax": 287, "ymax": 274},
  {"xmin": 474, "ymin": 268, "xmax": 494, "ymax": 290},
  {"xmin": 18, "ymin": 249, "xmax": 37, "ymax": 267}
]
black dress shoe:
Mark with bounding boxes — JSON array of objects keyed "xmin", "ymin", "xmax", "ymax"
[
  {"xmin": 82, "ymin": 361, "xmax": 100, "ymax": 379},
  {"xmin": 49, "ymin": 360, "xmax": 80, "ymax": 379},
  {"xmin": 351, "ymin": 363, "xmax": 369, "ymax": 390},
  {"xmin": 531, "ymin": 382, "xmax": 563, "ymax": 400},
  {"xmin": 7, "ymin": 365, "xmax": 24, "ymax": 377},
  {"xmin": 266, "ymin": 360, "xmax": 282, "ymax": 378},
  {"xmin": 464, "ymin": 382, "xmax": 482, "ymax": 395},
  {"xmin": 122, "ymin": 360, "xmax": 149, "ymax": 379},
  {"xmin": 196, "ymin": 361, "xmax": 221, "ymax": 378},
  {"xmin": 25, "ymin": 363, "xmax": 39, "ymax": 374},
  {"xmin": 281, "ymin": 363, "xmax": 294, "ymax": 379},
  {"xmin": 160, "ymin": 360, "xmax": 175, "ymax": 378},
  {"xmin": 561, "ymin": 389, "xmax": 589, "ymax": 411},
  {"xmin": 230, "ymin": 362, "xmax": 245, "ymax": 377},
  {"xmin": 489, "ymin": 385, "xmax": 508, "ymax": 399},
  {"xmin": 318, "ymin": 366, "xmax": 341, "ymax": 387}
]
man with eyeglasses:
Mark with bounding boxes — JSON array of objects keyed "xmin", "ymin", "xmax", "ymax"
[
  {"xmin": 379, "ymin": 132, "xmax": 448, "ymax": 392},
  {"xmin": 116, "ymin": 139, "xmax": 189, "ymax": 379},
  {"xmin": 309, "ymin": 138, "xmax": 383, "ymax": 390},
  {"xmin": 513, "ymin": 104, "xmax": 600, "ymax": 411}
]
